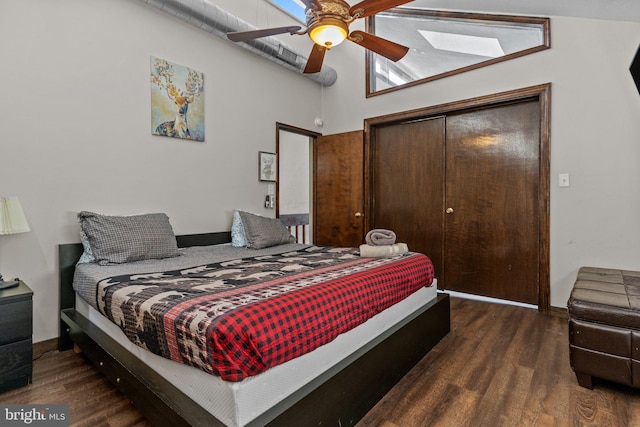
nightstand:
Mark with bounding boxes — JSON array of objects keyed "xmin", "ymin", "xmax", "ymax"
[{"xmin": 0, "ymin": 280, "xmax": 33, "ymax": 393}]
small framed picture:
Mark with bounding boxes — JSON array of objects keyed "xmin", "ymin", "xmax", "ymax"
[{"xmin": 259, "ymin": 151, "xmax": 277, "ymax": 182}]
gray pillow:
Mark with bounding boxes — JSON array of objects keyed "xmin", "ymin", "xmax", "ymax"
[
  {"xmin": 78, "ymin": 211, "xmax": 179, "ymax": 265},
  {"xmin": 238, "ymin": 211, "xmax": 294, "ymax": 249}
]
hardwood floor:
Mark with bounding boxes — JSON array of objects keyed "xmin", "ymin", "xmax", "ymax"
[
  {"xmin": 2, "ymin": 297, "xmax": 639, "ymax": 426},
  {"xmin": 359, "ymin": 298, "xmax": 640, "ymax": 427},
  {"xmin": 0, "ymin": 346, "xmax": 151, "ymax": 427}
]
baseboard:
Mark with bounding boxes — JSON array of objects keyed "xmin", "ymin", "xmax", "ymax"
[
  {"xmin": 549, "ymin": 305, "xmax": 568, "ymax": 319},
  {"xmin": 446, "ymin": 290, "xmax": 568, "ymax": 318},
  {"xmin": 446, "ymin": 290, "xmax": 538, "ymax": 309}
]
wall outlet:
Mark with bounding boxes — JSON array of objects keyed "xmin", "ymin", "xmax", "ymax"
[{"xmin": 265, "ymin": 195, "xmax": 275, "ymax": 208}]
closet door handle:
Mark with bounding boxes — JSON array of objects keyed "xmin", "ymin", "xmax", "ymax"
[
  {"xmin": 445, "ymin": 208, "xmax": 454, "ymax": 214},
  {"xmin": 355, "ymin": 212, "xmax": 363, "ymax": 218}
]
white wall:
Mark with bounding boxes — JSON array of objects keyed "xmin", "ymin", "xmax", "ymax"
[
  {"xmin": 0, "ymin": 0, "xmax": 322, "ymax": 342},
  {"xmin": 318, "ymin": 16, "xmax": 640, "ymax": 308}
]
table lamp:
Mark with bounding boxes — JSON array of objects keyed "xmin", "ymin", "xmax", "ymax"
[{"xmin": 0, "ymin": 196, "xmax": 30, "ymax": 290}]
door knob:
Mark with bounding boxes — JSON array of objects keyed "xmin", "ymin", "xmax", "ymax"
[
  {"xmin": 355, "ymin": 212, "xmax": 363, "ymax": 218},
  {"xmin": 445, "ymin": 208, "xmax": 454, "ymax": 214}
]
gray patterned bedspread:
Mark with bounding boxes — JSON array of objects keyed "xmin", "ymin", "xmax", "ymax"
[{"xmin": 73, "ymin": 243, "xmax": 309, "ymax": 310}]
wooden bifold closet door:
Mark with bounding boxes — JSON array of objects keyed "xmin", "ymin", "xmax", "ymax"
[
  {"xmin": 443, "ymin": 101, "xmax": 540, "ymax": 305},
  {"xmin": 371, "ymin": 117, "xmax": 445, "ymax": 281},
  {"xmin": 371, "ymin": 99, "xmax": 541, "ymax": 306}
]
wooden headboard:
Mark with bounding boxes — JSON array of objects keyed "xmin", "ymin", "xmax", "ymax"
[{"xmin": 57, "ymin": 231, "xmax": 231, "ymax": 350}]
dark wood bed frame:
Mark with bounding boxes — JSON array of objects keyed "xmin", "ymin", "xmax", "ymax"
[{"xmin": 58, "ymin": 232, "xmax": 450, "ymax": 426}]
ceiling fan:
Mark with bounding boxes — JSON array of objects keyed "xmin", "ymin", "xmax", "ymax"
[{"xmin": 227, "ymin": 0, "xmax": 413, "ymax": 74}]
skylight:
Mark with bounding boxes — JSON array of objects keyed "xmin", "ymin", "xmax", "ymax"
[
  {"xmin": 418, "ymin": 30, "xmax": 505, "ymax": 58},
  {"xmin": 268, "ymin": 0, "xmax": 307, "ymax": 23}
]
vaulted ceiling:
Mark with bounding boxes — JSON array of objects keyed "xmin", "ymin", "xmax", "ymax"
[{"xmin": 408, "ymin": 0, "xmax": 640, "ymax": 23}]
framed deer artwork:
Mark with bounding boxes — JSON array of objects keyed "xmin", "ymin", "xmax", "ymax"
[{"xmin": 151, "ymin": 57, "xmax": 205, "ymax": 141}]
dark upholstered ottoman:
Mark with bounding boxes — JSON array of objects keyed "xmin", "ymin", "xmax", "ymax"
[{"xmin": 568, "ymin": 267, "xmax": 640, "ymax": 389}]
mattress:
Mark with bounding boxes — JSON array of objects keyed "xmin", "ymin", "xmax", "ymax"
[
  {"xmin": 76, "ymin": 285, "xmax": 437, "ymax": 427},
  {"xmin": 73, "ymin": 243, "xmax": 438, "ymax": 426}
]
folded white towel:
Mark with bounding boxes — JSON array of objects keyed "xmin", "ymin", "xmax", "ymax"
[
  {"xmin": 359, "ymin": 243, "xmax": 408, "ymax": 258},
  {"xmin": 365, "ymin": 229, "xmax": 396, "ymax": 246}
]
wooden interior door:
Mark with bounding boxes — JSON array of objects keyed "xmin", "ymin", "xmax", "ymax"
[
  {"xmin": 371, "ymin": 118, "xmax": 445, "ymax": 280},
  {"xmin": 314, "ymin": 130, "xmax": 365, "ymax": 247},
  {"xmin": 444, "ymin": 100, "xmax": 540, "ymax": 304}
]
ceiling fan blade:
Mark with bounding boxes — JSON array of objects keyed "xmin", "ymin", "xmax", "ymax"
[
  {"xmin": 304, "ymin": 44, "xmax": 327, "ymax": 74},
  {"xmin": 349, "ymin": 0, "xmax": 413, "ymax": 18},
  {"xmin": 349, "ymin": 31, "xmax": 409, "ymax": 61},
  {"xmin": 227, "ymin": 26, "xmax": 302, "ymax": 42}
]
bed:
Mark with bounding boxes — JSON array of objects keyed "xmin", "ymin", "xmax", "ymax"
[{"xmin": 58, "ymin": 212, "xmax": 450, "ymax": 426}]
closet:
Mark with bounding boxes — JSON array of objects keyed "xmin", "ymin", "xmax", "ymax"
[{"xmin": 369, "ymin": 94, "xmax": 546, "ymax": 307}]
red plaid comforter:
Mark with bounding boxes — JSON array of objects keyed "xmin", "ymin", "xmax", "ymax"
[{"xmin": 96, "ymin": 246, "xmax": 434, "ymax": 381}]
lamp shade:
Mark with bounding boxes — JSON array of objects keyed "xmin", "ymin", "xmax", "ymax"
[
  {"xmin": 309, "ymin": 18, "xmax": 348, "ymax": 48},
  {"xmin": 0, "ymin": 197, "xmax": 30, "ymax": 235}
]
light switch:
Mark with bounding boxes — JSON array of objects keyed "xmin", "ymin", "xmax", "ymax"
[
  {"xmin": 559, "ymin": 173, "xmax": 570, "ymax": 188},
  {"xmin": 267, "ymin": 183, "xmax": 275, "ymax": 195}
]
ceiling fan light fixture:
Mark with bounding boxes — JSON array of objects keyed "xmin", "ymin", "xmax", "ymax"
[{"xmin": 309, "ymin": 18, "xmax": 348, "ymax": 48}]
